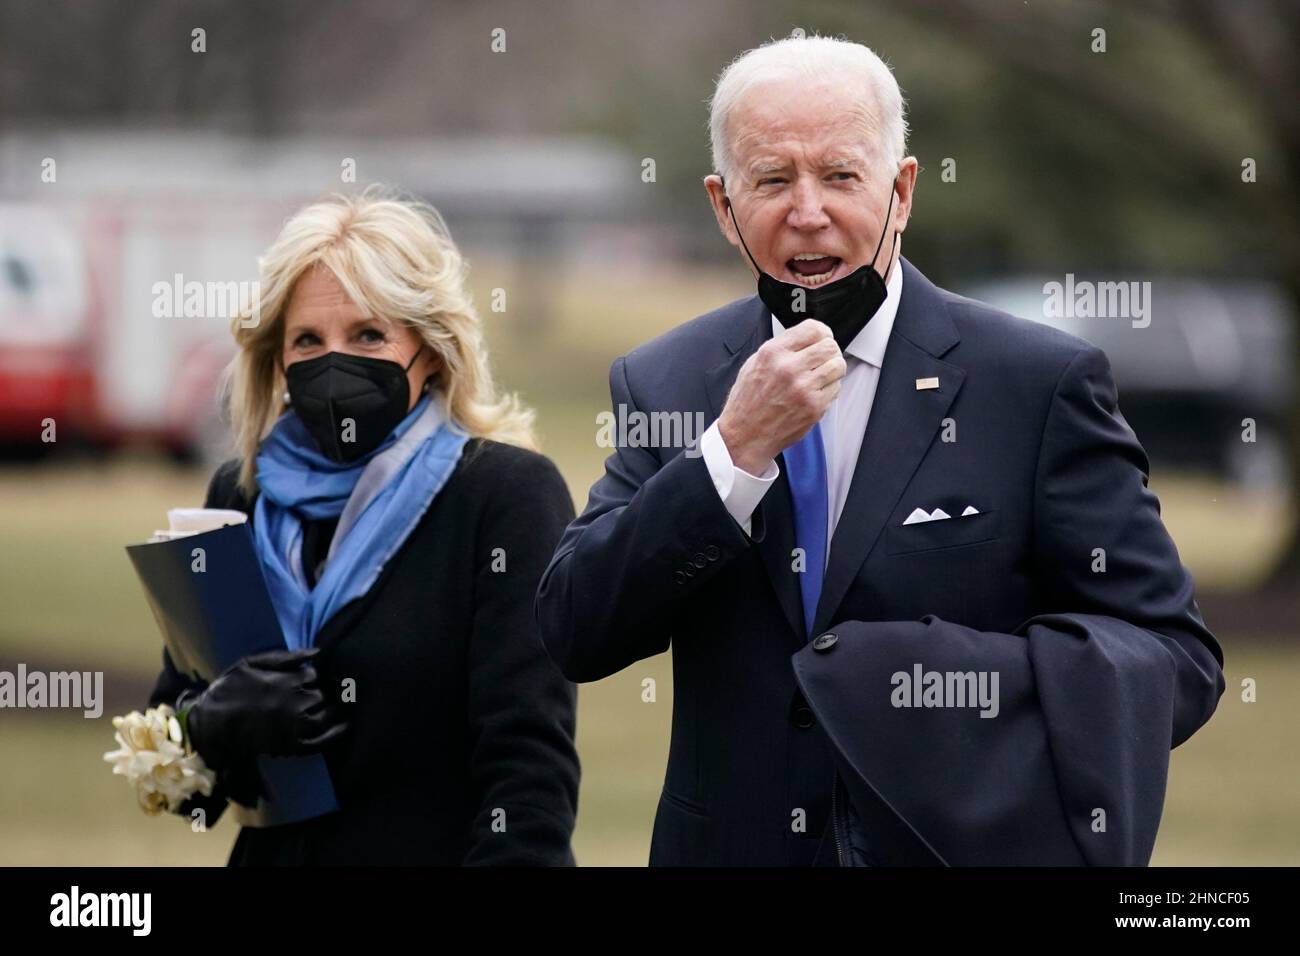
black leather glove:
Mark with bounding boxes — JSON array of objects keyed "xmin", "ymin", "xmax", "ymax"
[{"xmin": 185, "ymin": 647, "xmax": 348, "ymax": 771}]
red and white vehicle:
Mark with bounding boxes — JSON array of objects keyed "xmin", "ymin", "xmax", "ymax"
[
  {"xmin": 0, "ymin": 129, "xmax": 633, "ymax": 461},
  {"xmin": 0, "ymin": 196, "xmax": 287, "ymax": 462}
]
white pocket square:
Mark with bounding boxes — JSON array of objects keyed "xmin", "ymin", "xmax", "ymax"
[{"xmin": 903, "ymin": 505, "xmax": 980, "ymax": 525}]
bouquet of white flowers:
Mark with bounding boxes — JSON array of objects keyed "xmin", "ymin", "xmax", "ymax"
[{"xmin": 103, "ymin": 704, "xmax": 216, "ymax": 815}]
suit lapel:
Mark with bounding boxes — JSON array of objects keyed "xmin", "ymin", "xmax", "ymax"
[
  {"xmin": 703, "ymin": 299, "xmax": 806, "ymax": 641},
  {"xmin": 812, "ymin": 260, "xmax": 966, "ymax": 637}
]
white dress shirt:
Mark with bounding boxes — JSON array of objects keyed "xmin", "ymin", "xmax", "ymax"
[{"xmin": 699, "ymin": 261, "xmax": 903, "ymax": 553}]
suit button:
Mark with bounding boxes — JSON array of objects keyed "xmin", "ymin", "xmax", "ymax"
[
  {"xmin": 704, "ymin": 545, "xmax": 720, "ymax": 561},
  {"xmin": 674, "ymin": 570, "xmax": 686, "ymax": 584},
  {"xmin": 692, "ymin": 553, "xmax": 708, "ymax": 568},
  {"xmin": 684, "ymin": 566, "xmax": 696, "ymax": 578},
  {"xmin": 793, "ymin": 705, "xmax": 815, "ymax": 729},
  {"xmin": 812, "ymin": 632, "xmax": 838, "ymax": 652}
]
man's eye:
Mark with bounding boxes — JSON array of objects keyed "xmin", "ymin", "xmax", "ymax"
[{"xmin": 757, "ymin": 177, "xmax": 786, "ymax": 186}]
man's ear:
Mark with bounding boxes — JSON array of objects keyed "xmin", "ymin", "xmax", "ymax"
[
  {"xmin": 893, "ymin": 157, "xmax": 920, "ymax": 234},
  {"xmin": 703, "ymin": 173, "xmax": 739, "ymax": 248}
]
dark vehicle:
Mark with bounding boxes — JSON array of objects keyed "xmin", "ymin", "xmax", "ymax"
[{"xmin": 963, "ymin": 275, "xmax": 1293, "ymax": 489}]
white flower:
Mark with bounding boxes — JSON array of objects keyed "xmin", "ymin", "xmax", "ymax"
[{"xmin": 103, "ymin": 705, "xmax": 216, "ymax": 816}]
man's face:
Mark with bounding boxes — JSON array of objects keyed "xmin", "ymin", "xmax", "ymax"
[{"xmin": 705, "ymin": 76, "xmax": 917, "ymax": 288}]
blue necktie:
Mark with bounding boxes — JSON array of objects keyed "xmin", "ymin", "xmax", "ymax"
[{"xmin": 785, "ymin": 422, "xmax": 829, "ymax": 639}]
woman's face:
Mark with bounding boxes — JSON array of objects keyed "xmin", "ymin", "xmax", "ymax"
[{"xmin": 281, "ymin": 265, "xmax": 439, "ymax": 411}]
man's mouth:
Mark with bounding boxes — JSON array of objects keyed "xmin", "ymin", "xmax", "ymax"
[{"xmin": 785, "ymin": 254, "xmax": 843, "ymax": 287}]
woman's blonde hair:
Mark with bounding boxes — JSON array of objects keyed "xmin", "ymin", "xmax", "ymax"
[{"xmin": 225, "ymin": 185, "xmax": 537, "ymax": 496}]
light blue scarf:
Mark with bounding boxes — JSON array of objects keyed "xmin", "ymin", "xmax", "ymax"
[{"xmin": 253, "ymin": 393, "xmax": 469, "ymax": 650}]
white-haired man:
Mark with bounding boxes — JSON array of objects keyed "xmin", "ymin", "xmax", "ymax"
[{"xmin": 537, "ymin": 36, "xmax": 1222, "ymax": 866}]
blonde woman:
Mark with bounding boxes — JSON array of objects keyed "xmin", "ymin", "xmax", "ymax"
[{"xmin": 146, "ymin": 187, "xmax": 580, "ymax": 865}]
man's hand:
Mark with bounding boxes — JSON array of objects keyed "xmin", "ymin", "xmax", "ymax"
[{"xmin": 717, "ymin": 319, "xmax": 845, "ymax": 474}]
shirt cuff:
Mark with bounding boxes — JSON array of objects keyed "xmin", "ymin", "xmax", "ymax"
[{"xmin": 700, "ymin": 419, "xmax": 778, "ymax": 536}]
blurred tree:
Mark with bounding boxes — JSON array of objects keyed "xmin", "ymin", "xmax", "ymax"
[{"xmin": 826, "ymin": 0, "xmax": 1299, "ymax": 593}]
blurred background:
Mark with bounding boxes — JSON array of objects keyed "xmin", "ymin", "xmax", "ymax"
[{"xmin": 0, "ymin": 0, "xmax": 1296, "ymax": 865}]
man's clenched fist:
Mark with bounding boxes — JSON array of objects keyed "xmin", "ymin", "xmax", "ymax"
[{"xmin": 717, "ymin": 319, "xmax": 846, "ymax": 474}]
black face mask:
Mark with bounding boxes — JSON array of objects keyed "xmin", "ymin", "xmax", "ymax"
[
  {"xmin": 285, "ymin": 347, "xmax": 424, "ymax": 463},
  {"xmin": 722, "ymin": 173, "xmax": 899, "ymax": 351}
]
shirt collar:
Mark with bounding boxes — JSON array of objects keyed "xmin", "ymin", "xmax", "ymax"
[{"xmin": 768, "ymin": 258, "xmax": 903, "ymax": 368}]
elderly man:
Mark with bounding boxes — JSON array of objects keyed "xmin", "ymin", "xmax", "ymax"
[{"xmin": 536, "ymin": 36, "xmax": 1223, "ymax": 866}]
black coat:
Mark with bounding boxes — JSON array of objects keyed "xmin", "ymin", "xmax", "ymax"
[{"xmin": 148, "ymin": 439, "xmax": 581, "ymax": 866}]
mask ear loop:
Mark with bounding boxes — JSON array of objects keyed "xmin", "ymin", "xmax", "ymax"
[
  {"xmin": 407, "ymin": 344, "xmax": 435, "ymax": 394},
  {"xmin": 880, "ymin": 227, "xmax": 900, "ymax": 286},
  {"xmin": 719, "ymin": 175, "xmax": 765, "ymax": 275},
  {"xmin": 868, "ymin": 172, "xmax": 900, "ymax": 281},
  {"xmin": 404, "ymin": 344, "xmax": 424, "ymax": 373}
]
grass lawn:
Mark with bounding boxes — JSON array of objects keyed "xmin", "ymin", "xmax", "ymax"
[{"xmin": 1, "ymin": 642, "xmax": 1293, "ymax": 866}]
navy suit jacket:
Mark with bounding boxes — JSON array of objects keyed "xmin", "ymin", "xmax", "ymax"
[{"xmin": 535, "ymin": 258, "xmax": 1224, "ymax": 866}]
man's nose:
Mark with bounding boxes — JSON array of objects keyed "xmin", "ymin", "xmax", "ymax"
[{"xmin": 785, "ymin": 178, "xmax": 832, "ymax": 230}]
